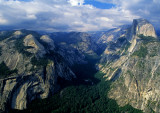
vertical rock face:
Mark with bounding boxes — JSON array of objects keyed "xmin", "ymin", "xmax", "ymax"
[
  {"xmin": 131, "ymin": 19, "xmax": 157, "ymax": 38},
  {"xmin": 99, "ymin": 19, "xmax": 160, "ymax": 112},
  {"xmin": 0, "ymin": 30, "xmax": 75, "ymax": 112},
  {"xmin": 128, "ymin": 19, "xmax": 157, "ymax": 53}
]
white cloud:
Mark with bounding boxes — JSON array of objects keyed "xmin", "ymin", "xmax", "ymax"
[
  {"xmin": 68, "ymin": 0, "xmax": 84, "ymax": 6},
  {"xmin": 0, "ymin": 0, "xmax": 159, "ymax": 32},
  {"xmin": 96, "ymin": 0, "xmax": 160, "ymax": 28},
  {"xmin": 0, "ymin": 18, "xmax": 7, "ymax": 24},
  {"xmin": 0, "ymin": 13, "xmax": 7, "ymax": 24}
]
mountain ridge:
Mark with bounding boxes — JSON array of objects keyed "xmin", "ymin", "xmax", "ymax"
[
  {"xmin": 0, "ymin": 30, "xmax": 76, "ymax": 112},
  {"xmin": 0, "ymin": 18, "xmax": 160, "ymax": 113},
  {"xmin": 99, "ymin": 18, "xmax": 160, "ymax": 112}
]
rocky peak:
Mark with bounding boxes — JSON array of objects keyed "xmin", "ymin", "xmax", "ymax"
[
  {"xmin": 13, "ymin": 31, "xmax": 23, "ymax": 36},
  {"xmin": 0, "ymin": 30, "xmax": 76, "ymax": 112},
  {"xmin": 40, "ymin": 35, "xmax": 55, "ymax": 50},
  {"xmin": 131, "ymin": 18, "xmax": 157, "ymax": 38},
  {"xmin": 23, "ymin": 34, "xmax": 46, "ymax": 57},
  {"xmin": 99, "ymin": 19, "xmax": 160, "ymax": 112},
  {"xmin": 128, "ymin": 19, "xmax": 157, "ymax": 53}
]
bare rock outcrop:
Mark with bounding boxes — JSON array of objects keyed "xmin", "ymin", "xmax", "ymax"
[
  {"xmin": 131, "ymin": 18, "xmax": 157, "ymax": 38},
  {"xmin": 99, "ymin": 19, "xmax": 160, "ymax": 112},
  {"xmin": 97, "ymin": 25, "xmax": 131, "ymax": 44},
  {"xmin": 129, "ymin": 18, "xmax": 157, "ymax": 53},
  {"xmin": 0, "ymin": 30, "xmax": 75, "ymax": 112},
  {"xmin": 24, "ymin": 34, "xmax": 46, "ymax": 57},
  {"xmin": 40, "ymin": 35, "xmax": 55, "ymax": 50}
]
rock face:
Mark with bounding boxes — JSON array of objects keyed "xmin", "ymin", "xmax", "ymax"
[
  {"xmin": 128, "ymin": 19, "xmax": 157, "ymax": 53},
  {"xmin": 0, "ymin": 30, "xmax": 75, "ymax": 112},
  {"xmin": 51, "ymin": 32, "xmax": 98, "ymax": 66},
  {"xmin": 98, "ymin": 25, "xmax": 131, "ymax": 69},
  {"xmin": 40, "ymin": 35, "xmax": 55, "ymax": 50},
  {"xmin": 131, "ymin": 18, "xmax": 157, "ymax": 38},
  {"xmin": 23, "ymin": 34, "xmax": 46, "ymax": 57},
  {"xmin": 99, "ymin": 19, "xmax": 160, "ymax": 112},
  {"xmin": 97, "ymin": 25, "xmax": 131, "ymax": 44}
]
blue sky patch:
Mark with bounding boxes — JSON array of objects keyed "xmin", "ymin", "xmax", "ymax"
[{"xmin": 84, "ymin": 0, "xmax": 115, "ymax": 9}]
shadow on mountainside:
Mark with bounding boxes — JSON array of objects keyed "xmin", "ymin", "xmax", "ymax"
[
  {"xmin": 10, "ymin": 55, "xmax": 142, "ymax": 113},
  {"xmin": 58, "ymin": 55, "xmax": 101, "ymax": 88}
]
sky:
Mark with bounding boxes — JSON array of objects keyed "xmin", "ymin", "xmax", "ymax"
[{"xmin": 0, "ymin": 0, "xmax": 160, "ymax": 32}]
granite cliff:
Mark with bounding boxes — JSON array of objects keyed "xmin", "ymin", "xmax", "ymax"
[
  {"xmin": 0, "ymin": 30, "xmax": 75, "ymax": 112},
  {"xmin": 99, "ymin": 19, "xmax": 160, "ymax": 112}
]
